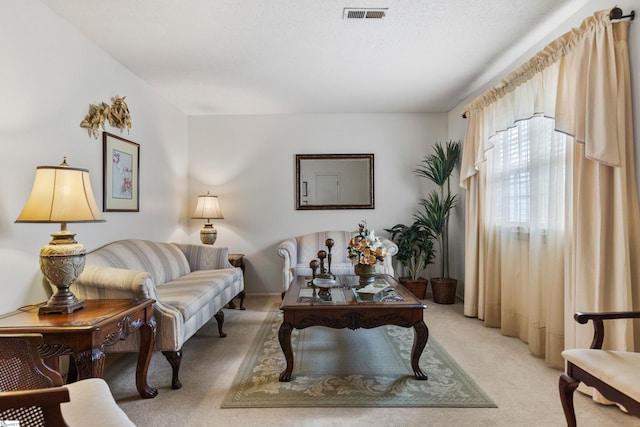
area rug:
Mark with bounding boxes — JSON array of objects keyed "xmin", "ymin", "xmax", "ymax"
[{"xmin": 221, "ymin": 306, "xmax": 496, "ymax": 408}]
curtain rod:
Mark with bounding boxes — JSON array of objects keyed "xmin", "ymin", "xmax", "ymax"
[{"xmin": 461, "ymin": 7, "xmax": 635, "ymax": 119}]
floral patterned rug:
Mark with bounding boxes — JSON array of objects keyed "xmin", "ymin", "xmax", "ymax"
[{"xmin": 221, "ymin": 307, "xmax": 496, "ymax": 408}]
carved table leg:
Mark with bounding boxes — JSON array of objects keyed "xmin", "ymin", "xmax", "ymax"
[
  {"xmin": 74, "ymin": 348, "xmax": 105, "ymax": 379},
  {"xmin": 278, "ymin": 322, "xmax": 294, "ymax": 382},
  {"xmin": 411, "ymin": 320, "xmax": 429, "ymax": 380},
  {"xmin": 137, "ymin": 317, "xmax": 158, "ymax": 398}
]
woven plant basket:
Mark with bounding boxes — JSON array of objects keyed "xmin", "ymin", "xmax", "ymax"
[
  {"xmin": 405, "ymin": 279, "xmax": 428, "ymax": 299},
  {"xmin": 431, "ymin": 278, "xmax": 457, "ymax": 304}
]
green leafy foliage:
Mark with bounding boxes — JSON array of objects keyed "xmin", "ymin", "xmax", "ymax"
[
  {"xmin": 414, "ymin": 140, "xmax": 461, "ymax": 279},
  {"xmin": 385, "ymin": 222, "xmax": 434, "ymax": 280}
]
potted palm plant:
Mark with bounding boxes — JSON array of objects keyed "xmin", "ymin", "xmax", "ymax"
[
  {"xmin": 414, "ymin": 140, "xmax": 461, "ymax": 304},
  {"xmin": 384, "ymin": 222, "xmax": 434, "ymax": 299}
]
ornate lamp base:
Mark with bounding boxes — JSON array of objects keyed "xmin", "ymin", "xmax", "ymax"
[
  {"xmin": 38, "ymin": 233, "xmax": 87, "ymax": 315},
  {"xmin": 200, "ymin": 223, "xmax": 218, "ymax": 245},
  {"xmin": 39, "ymin": 290, "xmax": 86, "ymax": 314}
]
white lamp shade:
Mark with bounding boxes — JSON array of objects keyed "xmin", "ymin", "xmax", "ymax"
[
  {"xmin": 192, "ymin": 193, "xmax": 224, "ymax": 220},
  {"xmin": 15, "ymin": 162, "xmax": 105, "ymax": 223}
]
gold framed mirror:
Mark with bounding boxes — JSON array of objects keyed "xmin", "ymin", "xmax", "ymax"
[{"xmin": 296, "ymin": 154, "xmax": 374, "ymax": 210}]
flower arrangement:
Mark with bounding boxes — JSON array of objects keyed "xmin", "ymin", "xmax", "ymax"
[{"xmin": 347, "ymin": 220, "xmax": 388, "ymax": 265}]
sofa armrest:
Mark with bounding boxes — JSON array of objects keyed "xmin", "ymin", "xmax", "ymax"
[
  {"xmin": 379, "ymin": 237, "xmax": 398, "ymax": 277},
  {"xmin": 277, "ymin": 238, "xmax": 297, "ymax": 267},
  {"xmin": 277, "ymin": 237, "xmax": 298, "ymax": 292},
  {"xmin": 381, "ymin": 237, "xmax": 398, "ymax": 257},
  {"xmin": 73, "ymin": 264, "xmax": 155, "ymax": 301},
  {"xmin": 173, "ymin": 244, "xmax": 233, "ymax": 271}
]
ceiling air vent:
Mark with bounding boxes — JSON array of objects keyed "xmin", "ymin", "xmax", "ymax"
[{"xmin": 343, "ymin": 8, "xmax": 387, "ymax": 20}]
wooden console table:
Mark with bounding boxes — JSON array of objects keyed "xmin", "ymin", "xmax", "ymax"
[{"xmin": 0, "ymin": 299, "xmax": 157, "ymax": 399}]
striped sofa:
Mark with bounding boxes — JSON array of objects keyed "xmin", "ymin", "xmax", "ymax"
[
  {"xmin": 277, "ymin": 230, "xmax": 398, "ymax": 295},
  {"xmin": 71, "ymin": 239, "xmax": 244, "ymax": 389}
]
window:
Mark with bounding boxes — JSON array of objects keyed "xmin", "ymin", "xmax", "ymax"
[{"xmin": 486, "ymin": 116, "xmax": 567, "ymax": 232}]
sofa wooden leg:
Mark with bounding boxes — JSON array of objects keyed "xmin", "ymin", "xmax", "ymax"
[
  {"xmin": 226, "ymin": 291, "xmax": 246, "ymax": 310},
  {"xmin": 559, "ymin": 373, "xmax": 579, "ymax": 427},
  {"xmin": 162, "ymin": 350, "xmax": 183, "ymax": 390},
  {"xmin": 214, "ymin": 310, "xmax": 227, "ymax": 337},
  {"xmin": 238, "ymin": 291, "xmax": 246, "ymax": 310}
]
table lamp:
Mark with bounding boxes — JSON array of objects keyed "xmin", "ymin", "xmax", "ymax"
[
  {"xmin": 191, "ymin": 191, "xmax": 224, "ymax": 245},
  {"xmin": 15, "ymin": 158, "xmax": 105, "ymax": 314}
]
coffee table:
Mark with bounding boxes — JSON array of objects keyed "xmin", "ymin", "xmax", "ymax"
[{"xmin": 278, "ymin": 274, "xmax": 428, "ymax": 382}]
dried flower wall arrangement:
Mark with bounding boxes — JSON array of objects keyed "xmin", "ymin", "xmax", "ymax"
[{"xmin": 80, "ymin": 96, "xmax": 132, "ymax": 139}]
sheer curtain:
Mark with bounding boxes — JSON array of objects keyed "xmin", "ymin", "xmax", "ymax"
[
  {"xmin": 461, "ymin": 8, "xmax": 640, "ymax": 377},
  {"xmin": 482, "ymin": 117, "xmax": 569, "ymax": 364}
]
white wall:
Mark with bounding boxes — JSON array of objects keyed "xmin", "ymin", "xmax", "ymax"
[
  {"xmin": 188, "ymin": 113, "xmax": 449, "ymax": 294},
  {"xmin": 0, "ymin": 1, "xmax": 189, "ymax": 313}
]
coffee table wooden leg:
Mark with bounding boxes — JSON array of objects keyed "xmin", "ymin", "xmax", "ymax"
[
  {"xmin": 278, "ymin": 322, "xmax": 294, "ymax": 382},
  {"xmin": 411, "ymin": 320, "xmax": 429, "ymax": 380},
  {"xmin": 137, "ymin": 317, "xmax": 158, "ymax": 398}
]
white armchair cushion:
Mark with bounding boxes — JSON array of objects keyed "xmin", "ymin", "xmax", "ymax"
[
  {"xmin": 562, "ymin": 349, "xmax": 640, "ymax": 402},
  {"xmin": 62, "ymin": 378, "xmax": 135, "ymax": 426}
]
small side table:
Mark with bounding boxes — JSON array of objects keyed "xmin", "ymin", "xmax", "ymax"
[
  {"xmin": 0, "ymin": 299, "xmax": 157, "ymax": 399},
  {"xmin": 227, "ymin": 253, "xmax": 246, "ymax": 310}
]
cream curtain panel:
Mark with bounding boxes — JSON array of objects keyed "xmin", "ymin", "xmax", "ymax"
[
  {"xmin": 460, "ymin": 9, "xmax": 640, "ymax": 371},
  {"xmin": 481, "ymin": 116, "xmax": 569, "ymax": 367}
]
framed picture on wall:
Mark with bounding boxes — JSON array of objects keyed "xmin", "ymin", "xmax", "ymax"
[{"xmin": 103, "ymin": 132, "xmax": 139, "ymax": 212}]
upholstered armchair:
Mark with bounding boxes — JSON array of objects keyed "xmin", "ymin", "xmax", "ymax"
[
  {"xmin": 0, "ymin": 334, "xmax": 134, "ymax": 427},
  {"xmin": 559, "ymin": 311, "xmax": 640, "ymax": 426},
  {"xmin": 277, "ymin": 230, "xmax": 398, "ymax": 294}
]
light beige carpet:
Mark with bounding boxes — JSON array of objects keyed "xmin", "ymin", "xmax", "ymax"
[
  {"xmin": 221, "ymin": 306, "xmax": 495, "ymax": 408},
  {"xmin": 104, "ymin": 295, "xmax": 639, "ymax": 426}
]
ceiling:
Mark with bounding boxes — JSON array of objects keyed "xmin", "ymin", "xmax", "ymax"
[{"xmin": 41, "ymin": 0, "xmax": 589, "ymax": 116}]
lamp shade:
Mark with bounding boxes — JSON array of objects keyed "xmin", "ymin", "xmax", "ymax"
[
  {"xmin": 191, "ymin": 192, "xmax": 224, "ymax": 220},
  {"xmin": 15, "ymin": 159, "xmax": 105, "ymax": 223}
]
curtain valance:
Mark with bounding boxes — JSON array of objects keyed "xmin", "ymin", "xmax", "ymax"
[{"xmin": 461, "ymin": 10, "xmax": 627, "ymax": 188}]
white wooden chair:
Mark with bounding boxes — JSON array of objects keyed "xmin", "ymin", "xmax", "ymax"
[{"xmin": 559, "ymin": 311, "xmax": 640, "ymax": 426}]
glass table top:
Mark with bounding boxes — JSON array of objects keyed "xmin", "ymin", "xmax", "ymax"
[{"xmin": 296, "ymin": 275, "xmax": 405, "ymax": 304}]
